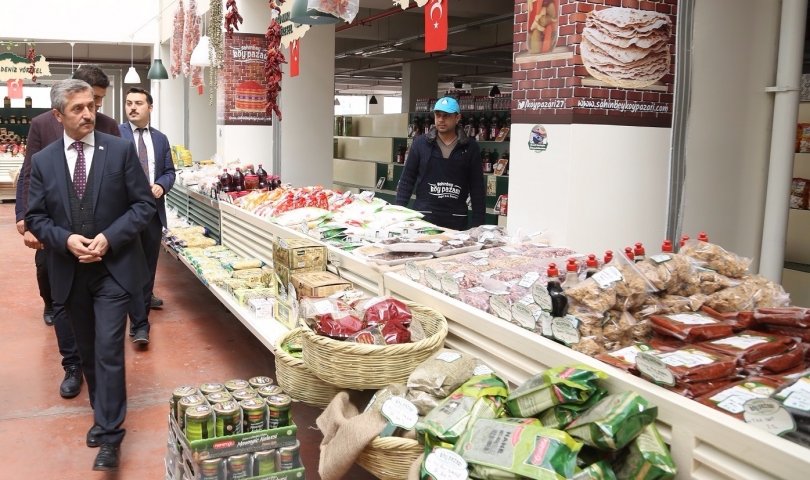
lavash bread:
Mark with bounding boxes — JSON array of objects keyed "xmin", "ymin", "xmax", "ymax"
[{"xmin": 581, "ymin": 8, "xmax": 672, "ymax": 89}]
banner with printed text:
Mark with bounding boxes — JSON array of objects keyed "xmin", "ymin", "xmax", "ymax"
[{"xmin": 217, "ymin": 33, "xmax": 272, "ymax": 126}]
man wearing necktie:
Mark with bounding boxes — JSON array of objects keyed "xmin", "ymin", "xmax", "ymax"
[
  {"xmin": 26, "ymin": 79, "xmax": 155, "ymax": 471},
  {"xmin": 119, "ymin": 87, "xmax": 175, "ymax": 345}
]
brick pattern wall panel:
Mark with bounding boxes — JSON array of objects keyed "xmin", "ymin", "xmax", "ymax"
[
  {"xmin": 512, "ymin": 0, "xmax": 678, "ymax": 127},
  {"xmin": 216, "ymin": 33, "xmax": 273, "ymax": 126}
]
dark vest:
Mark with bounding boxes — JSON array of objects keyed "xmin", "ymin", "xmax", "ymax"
[{"xmin": 64, "ymin": 156, "xmax": 96, "ymax": 238}]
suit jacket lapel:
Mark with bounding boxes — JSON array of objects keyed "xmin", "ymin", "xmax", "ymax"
[
  {"xmin": 51, "ymin": 139, "xmax": 72, "ymax": 221},
  {"xmin": 92, "ymin": 138, "xmax": 108, "ymax": 210}
]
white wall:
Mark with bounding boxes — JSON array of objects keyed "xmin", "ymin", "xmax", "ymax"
[
  {"xmin": 680, "ymin": 0, "xmax": 781, "ymax": 272},
  {"xmin": 508, "ymin": 123, "xmax": 670, "ymax": 254}
]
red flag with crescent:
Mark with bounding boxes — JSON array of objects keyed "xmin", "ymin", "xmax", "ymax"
[
  {"xmin": 290, "ymin": 39, "xmax": 300, "ymax": 78},
  {"xmin": 7, "ymin": 79, "xmax": 23, "ymax": 99},
  {"xmin": 425, "ymin": 0, "xmax": 448, "ymax": 53}
]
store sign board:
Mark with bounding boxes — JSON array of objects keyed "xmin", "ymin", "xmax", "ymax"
[
  {"xmin": 276, "ymin": 1, "xmax": 311, "ymax": 49},
  {"xmin": 216, "ymin": 33, "xmax": 272, "ymax": 126},
  {"xmin": 511, "ymin": 0, "xmax": 678, "ymax": 128},
  {"xmin": 0, "ymin": 53, "xmax": 50, "ymax": 82}
]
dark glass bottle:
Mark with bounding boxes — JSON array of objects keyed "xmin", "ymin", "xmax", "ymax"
[
  {"xmin": 502, "ymin": 149, "xmax": 510, "ymax": 175},
  {"xmin": 478, "ymin": 114, "xmax": 489, "ymax": 141},
  {"xmin": 585, "ymin": 254, "xmax": 599, "ymax": 278},
  {"xmin": 397, "ymin": 145, "xmax": 406, "ymax": 164},
  {"xmin": 245, "ymin": 164, "xmax": 256, "ymax": 176},
  {"xmin": 233, "ymin": 168, "xmax": 245, "ymax": 192},
  {"xmin": 490, "ymin": 114, "xmax": 501, "ymax": 140},
  {"xmin": 220, "ymin": 169, "xmax": 233, "ymax": 193},
  {"xmin": 546, "ymin": 263, "xmax": 568, "ymax": 318},
  {"xmin": 256, "ymin": 164, "xmax": 268, "ymax": 189},
  {"xmin": 413, "ymin": 115, "xmax": 423, "ymax": 137}
]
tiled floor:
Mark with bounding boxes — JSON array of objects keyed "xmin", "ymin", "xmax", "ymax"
[{"xmin": 0, "ymin": 203, "xmax": 375, "ymax": 479}]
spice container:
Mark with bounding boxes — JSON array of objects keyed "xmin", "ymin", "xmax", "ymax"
[{"xmin": 244, "ymin": 174, "xmax": 260, "ymax": 190}]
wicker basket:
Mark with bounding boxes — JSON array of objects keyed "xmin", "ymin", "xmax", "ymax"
[
  {"xmin": 274, "ymin": 328, "xmax": 342, "ymax": 408},
  {"xmin": 301, "ymin": 301, "xmax": 448, "ymax": 390},
  {"xmin": 357, "ymin": 437, "xmax": 422, "ymax": 480}
]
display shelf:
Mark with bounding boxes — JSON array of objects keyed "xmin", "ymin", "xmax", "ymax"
[
  {"xmin": 178, "ymin": 254, "xmax": 288, "ymax": 349},
  {"xmin": 168, "ymin": 184, "xmax": 221, "ymax": 243},
  {"xmin": 382, "ymin": 271, "xmax": 810, "ymax": 480}
]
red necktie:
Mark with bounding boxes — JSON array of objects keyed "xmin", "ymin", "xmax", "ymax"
[{"xmin": 72, "ymin": 141, "xmax": 86, "ymax": 199}]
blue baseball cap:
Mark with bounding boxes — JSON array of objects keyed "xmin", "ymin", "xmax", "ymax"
[{"xmin": 433, "ymin": 97, "xmax": 460, "ymax": 114}]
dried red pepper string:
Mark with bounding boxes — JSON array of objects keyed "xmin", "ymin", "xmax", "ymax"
[
  {"xmin": 225, "ymin": 0, "xmax": 244, "ymax": 39},
  {"xmin": 264, "ymin": 2, "xmax": 286, "ymax": 120}
]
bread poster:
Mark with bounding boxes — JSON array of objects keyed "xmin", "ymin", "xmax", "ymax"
[
  {"xmin": 514, "ymin": 1, "xmax": 678, "ymax": 128},
  {"xmin": 216, "ymin": 33, "xmax": 273, "ymax": 126}
]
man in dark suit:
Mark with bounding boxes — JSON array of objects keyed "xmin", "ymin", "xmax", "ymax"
[
  {"xmin": 14, "ymin": 65, "xmax": 122, "ymax": 399},
  {"xmin": 119, "ymin": 87, "xmax": 175, "ymax": 344},
  {"xmin": 26, "ymin": 79, "xmax": 155, "ymax": 471}
]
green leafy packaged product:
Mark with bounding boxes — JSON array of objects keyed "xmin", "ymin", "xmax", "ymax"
[
  {"xmin": 565, "ymin": 392, "xmax": 658, "ymax": 451},
  {"xmin": 574, "ymin": 460, "xmax": 618, "ymax": 480},
  {"xmin": 455, "ymin": 418, "xmax": 582, "ymax": 480},
  {"xmin": 506, "ymin": 365, "xmax": 608, "ymax": 418},
  {"xmin": 418, "ymin": 374, "xmax": 509, "ymax": 448},
  {"xmin": 612, "ymin": 424, "xmax": 677, "ymax": 480},
  {"xmin": 537, "ymin": 388, "xmax": 609, "ymax": 430}
]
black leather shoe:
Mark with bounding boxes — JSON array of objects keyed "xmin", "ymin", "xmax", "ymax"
[
  {"xmin": 133, "ymin": 330, "xmax": 150, "ymax": 345},
  {"xmin": 150, "ymin": 295, "xmax": 164, "ymax": 308},
  {"xmin": 60, "ymin": 366, "xmax": 83, "ymax": 398},
  {"xmin": 43, "ymin": 308, "xmax": 54, "ymax": 326},
  {"xmin": 86, "ymin": 424, "xmax": 103, "ymax": 448},
  {"xmin": 92, "ymin": 443, "xmax": 120, "ymax": 471}
]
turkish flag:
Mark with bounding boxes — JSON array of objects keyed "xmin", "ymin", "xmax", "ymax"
[
  {"xmin": 425, "ymin": 0, "xmax": 448, "ymax": 53},
  {"xmin": 290, "ymin": 39, "xmax": 300, "ymax": 78},
  {"xmin": 7, "ymin": 79, "xmax": 23, "ymax": 99}
]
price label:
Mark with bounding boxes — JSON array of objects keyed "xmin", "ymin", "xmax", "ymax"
[
  {"xmin": 512, "ymin": 303, "xmax": 536, "ymax": 329},
  {"xmin": 300, "ymin": 220, "xmax": 309, "ymax": 235},
  {"xmin": 552, "ymin": 317, "xmax": 580, "ymax": 345},
  {"xmin": 441, "ymin": 274, "xmax": 460, "ymax": 297},
  {"xmin": 381, "ymin": 397, "xmax": 419, "ymax": 430},
  {"xmin": 405, "ymin": 261, "xmax": 421, "ymax": 281},
  {"xmin": 479, "ymin": 232, "xmax": 495, "ymax": 242},
  {"xmin": 425, "ymin": 268, "xmax": 442, "ymax": 290},
  {"xmin": 470, "ymin": 259, "xmax": 489, "ymax": 267},
  {"xmin": 313, "ymin": 300, "xmax": 333, "ymax": 315},
  {"xmin": 636, "ymin": 352, "xmax": 676, "ymax": 386},
  {"xmin": 592, "ymin": 266, "xmax": 623, "ymax": 289},
  {"xmin": 532, "ymin": 283, "xmax": 553, "ymax": 312},
  {"xmin": 499, "ymin": 247, "xmax": 519, "ymax": 253},
  {"xmin": 474, "ymin": 365, "xmax": 494, "ymax": 376},
  {"xmin": 436, "ymin": 352, "xmax": 462, "ymax": 363},
  {"xmin": 424, "ymin": 449, "xmax": 469, "ymax": 480},
  {"xmin": 489, "ymin": 295, "xmax": 511, "ymax": 320},
  {"xmin": 539, "ymin": 312, "xmax": 553, "ymax": 337},
  {"xmin": 328, "ymin": 250, "xmax": 341, "ymax": 268},
  {"xmin": 784, "ymin": 391, "xmax": 810, "ymax": 412},
  {"xmin": 470, "ymin": 252, "xmax": 489, "ymax": 259},
  {"xmin": 651, "ymin": 254, "xmax": 672, "ymax": 264},
  {"xmin": 743, "ymin": 398, "xmax": 796, "ymax": 436},
  {"xmin": 467, "ymin": 287, "xmax": 486, "ymax": 294},
  {"xmin": 518, "ymin": 271, "xmax": 540, "ymax": 288}
]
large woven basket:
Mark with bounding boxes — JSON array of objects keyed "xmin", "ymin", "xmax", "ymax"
[
  {"xmin": 357, "ymin": 437, "xmax": 422, "ymax": 480},
  {"xmin": 274, "ymin": 328, "xmax": 342, "ymax": 408},
  {"xmin": 301, "ymin": 301, "xmax": 448, "ymax": 390}
]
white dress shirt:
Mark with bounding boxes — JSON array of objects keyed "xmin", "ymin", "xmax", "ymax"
[
  {"xmin": 129, "ymin": 122, "xmax": 155, "ymax": 184},
  {"xmin": 63, "ymin": 131, "xmax": 95, "ymax": 182}
]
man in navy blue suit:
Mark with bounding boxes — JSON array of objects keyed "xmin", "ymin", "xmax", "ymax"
[{"xmin": 119, "ymin": 87, "xmax": 175, "ymax": 345}]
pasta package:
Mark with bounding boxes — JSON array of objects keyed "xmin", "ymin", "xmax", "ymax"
[
  {"xmin": 506, "ymin": 365, "xmax": 608, "ymax": 418},
  {"xmin": 612, "ymin": 424, "xmax": 677, "ymax": 480},
  {"xmin": 649, "ymin": 312, "xmax": 733, "ymax": 342},
  {"xmin": 699, "ymin": 331, "xmax": 796, "ymax": 364},
  {"xmin": 456, "ymin": 418, "xmax": 582, "ymax": 480},
  {"xmin": 565, "ymin": 392, "xmax": 658, "ymax": 451}
]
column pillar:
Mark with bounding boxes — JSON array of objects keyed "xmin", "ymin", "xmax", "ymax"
[{"xmin": 401, "ymin": 59, "xmax": 438, "ymax": 112}]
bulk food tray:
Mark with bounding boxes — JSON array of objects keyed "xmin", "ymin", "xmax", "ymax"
[{"xmin": 431, "ymin": 243, "xmax": 484, "ymax": 257}]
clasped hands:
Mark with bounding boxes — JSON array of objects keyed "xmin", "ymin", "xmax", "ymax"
[{"xmin": 67, "ymin": 233, "xmax": 109, "ymax": 263}]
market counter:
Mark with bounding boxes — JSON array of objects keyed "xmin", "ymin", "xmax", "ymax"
[{"xmin": 382, "ymin": 271, "xmax": 810, "ymax": 480}]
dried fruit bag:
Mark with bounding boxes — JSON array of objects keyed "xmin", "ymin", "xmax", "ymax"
[
  {"xmin": 565, "ymin": 392, "xmax": 658, "ymax": 451},
  {"xmin": 612, "ymin": 424, "xmax": 677, "ymax": 480},
  {"xmin": 506, "ymin": 365, "xmax": 608, "ymax": 418}
]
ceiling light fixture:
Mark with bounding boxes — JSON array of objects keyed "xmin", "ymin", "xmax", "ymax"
[
  {"xmin": 190, "ymin": 13, "xmax": 211, "ymax": 67},
  {"xmin": 369, "ymin": 95, "xmax": 378, "ymax": 105},
  {"xmin": 124, "ymin": 36, "xmax": 141, "ymax": 84},
  {"xmin": 489, "ymin": 85, "xmax": 500, "ymax": 97}
]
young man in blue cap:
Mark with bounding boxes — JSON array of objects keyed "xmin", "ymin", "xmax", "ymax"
[{"xmin": 395, "ymin": 97, "xmax": 485, "ymax": 230}]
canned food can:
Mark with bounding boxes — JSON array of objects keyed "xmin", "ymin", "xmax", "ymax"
[
  {"xmin": 231, "ymin": 388, "xmax": 258, "ymax": 402},
  {"xmin": 256, "ymin": 385, "xmax": 283, "ymax": 399},
  {"xmin": 200, "ymin": 457, "xmax": 225, "ymax": 480},
  {"xmin": 240, "ymin": 397, "xmax": 268, "ymax": 432},
  {"xmin": 275, "ymin": 441, "xmax": 301, "ymax": 471},
  {"xmin": 266, "ymin": 394, "xmax": 292, "ymax": 429},
  {"xmin": 172, "ymin": 386, "xmax": 198, "ymax": 420},
  {"xmin": 227, "ymin": 453, "xmax": 252, "ymax": 480},
  {"xmin": 224, "ymin": 379, "xmax": 250, "ymax": 392},
  {"xmin": 200, "ymin": 382, "xmax": 226, "ymax": 396},
  {"xmin": 185, "ymin": 404, "xmax": 215, "ymax": 441},
  {"xmin": 252, "ymin": 449, "xmax": 276, "ymax": 475},
  {"xmin": 214, "ymin": 400, "xmax": 243, "ymax": 437},
  {"xmin": 206, "ymin": 391, "xmax": 233, "ymax": 404},
  {"xmin": 334, "ymin": 116, "xmax": 343, "ymax": 136},
  {"xmin": 342, "ymin": 116, "xmax": 353, "ymax": 137},
  {"xmin": 248, "ymin": 376, "xmax": 273, "ymax": 390},
  {"xmin": 178, "ymin": 395, "xmax": 206, "ymax": 433}
]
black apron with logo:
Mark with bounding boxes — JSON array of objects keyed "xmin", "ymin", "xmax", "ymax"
[{"xmin": 413, "ymin": 149, "xmax": 470, "ymax": 230}]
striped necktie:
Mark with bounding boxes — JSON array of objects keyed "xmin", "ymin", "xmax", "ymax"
[
  {"xmin": 71, "ymin": 141, "xmax": 87, "ymax": 199},
  {"xmin": 137, "ymin": 128, "xmax": 149, "ymax": 179}
]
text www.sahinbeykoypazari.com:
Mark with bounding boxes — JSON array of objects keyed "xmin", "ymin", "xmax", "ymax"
[{"xmin": 576, "ymin": 99, "xmax": 669, "ymax": 113}]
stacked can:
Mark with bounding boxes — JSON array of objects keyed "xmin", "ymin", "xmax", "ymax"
[
  {"xmin": 213, "ymin": 400, "xmax": 243, "ymax": 437},
  {"xmin": 185, "ymin": 404, "xmax": 215, "ymax": 441},
  {"xmin": 224, "ymin": 379, "xmax": 250, "ymax": 392},
  {"xmin": 231, "ymin": 388, "xmax": 258, "ymax": 403},
  {"xmin": 266, "ymin": 394, "xmax": 292, "ymax": 429},
  {"xmin": 171, "ymin": 386, "xmax": 198, "ymax": 421},
  {"xmin": 248, "ymin": 376, "xmax": 273, "ymax": 390},
  {"xmin": 256, "ymin": 385, "xmax": 283, "ymax": 399},
  {"xmin": 177, "ymin": 395, "xmax": 206, "ymax": 432},
  {"xmin": 240, "ymin": 397, "xmax": 268, "ymax": 432},
  {"xmin": 206, "ymin": 391, "xmax": 232, "ymax": 404}
]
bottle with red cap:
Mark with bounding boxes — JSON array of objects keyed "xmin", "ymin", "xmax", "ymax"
[
  {"xmin": 698, "ymin": 232, "xmax": 709, "ymax": 242},
  {"xmin": 624, "ymin": 247, "xmax": 635, "ymax": 261},
  {"xmin": 585, "ymin": 254, "xmax": 599, "ymax": 278},
  {"xmin": 633, "ymin": 242, "xmax": 645, "ymax": 263},
  {"xmin": 562, "ymin": 258, "xmax": 581, "ymax": 291},
  {"xmin": 679, "ymin": 235, "xmax": 690, "ymax": 248},
  {"xmin": 546, "ymin": 263, "xmax": 568, "ymax": 318},
  {"xmin": 604, "ymin": 250, "xmax": 613, "ymax": 264},
  {"xmin": 661, "ymin": 239, "xmax": 673, "ymax": 253}
]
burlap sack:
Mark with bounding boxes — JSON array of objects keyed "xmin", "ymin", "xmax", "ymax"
[
  {"xmin": 408, "ymin": 453, "xmax": 424, "ymax": 480},
  {"xmin": 316, "ymin": 392, "xmax": 388, "ymax": 480}
]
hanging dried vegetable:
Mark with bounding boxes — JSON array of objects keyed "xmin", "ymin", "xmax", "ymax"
[
  {"xmin": 265, "ymin": 1, "xmax": 286, "ymax": 120},
  {"xmin": 208, "ymin": 0, "xmax": 224, "ymax": 105},
  {"xmin": 171, "ymin": 0, "xmax": 185, "ymax": 79},
  {"xmin": 183, "ymin": 0, "xmax": 201, "ymax": 77},
  {"xmin": 26, "ymin": 46, "xmax": 37, "ymax": 82},
  {"xmin": 225, "ymin": 0, "xmax": 244, "ymax": 38}
]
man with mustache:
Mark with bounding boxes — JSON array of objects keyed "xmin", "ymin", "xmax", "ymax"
[
  {"xmin": 14, "ymin": 65, "xmax": 121, "ymax": 399},
  {"xmin": 119, "ymin": 87, "xmax": 175, "ymax": 345},
  {"xmin": 26, "ymin": 79, "xmax": 155, "ymax": 470}
]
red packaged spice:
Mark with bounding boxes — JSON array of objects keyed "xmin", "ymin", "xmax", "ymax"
[
  {"xmin": 664, "ymin": 378, "xmax": 738, "ymax": 400},
  {"xmin": 745, "ymin": 345, "xmax": 807, "ymax": 375},
  {"xmin": 699, "ymin": 330, "xmax": 796, "ymax": 364},
  {"xmin": 763, "ymin": 324, "xmax": 810, "ymax": 343},
  {"xmin": 650, "ymin": 312, "xmax": 734, "ymax": 342},
  {"xmin": 595, "ymin": 343, "xmax": 655, "ymax": 373},
  {"xmin": 764, "ymin": 365, "xmax": 810, "ymax": 384},
  {"xmin": 314, "ymin": 311, "xmax": 364, "ymax": 340},
  {"xmin": 358, "ymin": 297, "xmax": 412, "ymax": 327},
  {"xmin": 697, "ymin": 377, "xmax": 785, "ymax": 420},
  {"xmin": 648, "ymin": 334, "xmax": 687, "ymax": 352},
  {"xmin": 381, "ymin": 320, "xmax": 411, "ymax": 345},
  {"xmin": 649, "ymin": 345, "xmax": 738, "ymax": 383},
  {"xmin": 700, "ymin": 306, "xmax": 756, "ymax": 331},
  {"xmin": 754, "ymin": 307, "xmax": 810, "ymax": 328}
]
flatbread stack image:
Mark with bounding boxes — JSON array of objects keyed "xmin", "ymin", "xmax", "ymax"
[{"xmin": 581, "ymin": 8, "xmax": 673, "ymax": 89}]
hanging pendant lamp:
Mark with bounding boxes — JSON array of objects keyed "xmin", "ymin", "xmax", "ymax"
[
  {"xmin": 124, "ymin": 37, "xmax": 141, "ymax": 84},
  {"xmin": 489, "ymin": 85, "xmax": 501, "ymax": 97},
  {"xmin": 147, "ymin": 58, "xmax": 169, "ymax": 80},
  {"xmin": 190, "ymin": 14, "xmax": 211, "ymax": 67},
  {"xmin": 290, "ymin": 0, "xmax": 340, "ymax": 25},
  {"xmin": 369, "ymin": 95, "xmax": 378, "ymax": 105}
]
